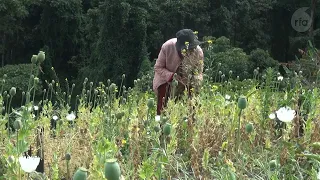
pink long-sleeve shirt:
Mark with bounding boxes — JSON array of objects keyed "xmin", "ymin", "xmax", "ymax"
[{"xmin": 152, "ymin": 38, "xmax": 204, "ymax": 95}]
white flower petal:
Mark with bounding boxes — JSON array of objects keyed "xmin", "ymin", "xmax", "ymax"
[
  {"xmin": 53, "ymin": 115, "xmax": 59, "ymax": 120},
  {"xmin": 33, "ymin": 106, "xmax": 39, "ymax": 111},
  {"xmin": 155, "ymin": 115, "xmax": 161, "ymax": 122},
  {"xmin": 277, "ymin": 76, "xmax": 283, "ymax": 81},
  {"xmin": 66, "ymin": 113, "xmax": 76, "ymax": 121},
  {"xmin": 276, "ymin": 107, "xmax": 295, "ymax": 123},
  {"xmin": 225, "ymin": 94, "xmax": 231, "ymax": 100},
  {"xmin": 19, "ymin": 156, "xmax": 40, "ymax": 173},
  {"xmin": 269, "ymin": 113, "xmax": 276, "ymax": 119}
]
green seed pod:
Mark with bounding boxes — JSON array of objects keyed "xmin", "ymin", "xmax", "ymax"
[
  {"xmin": 84, "ymin": 78, "xmax": 88, "ymax": 83},
  {"xmin": 237, "ymin": 96, "xmax": 247, "ymax": 109},
  {"xmin": 161, "ymin": 116, "xmax": 169, "ymax": 123},
  {"xmin": 109, "ymin": 83, "xmax": 117, "ymax": 92},
  {"xmin": 163, "ymin": 123, "xmax": 171, "ymax": 136},
  {"xmin": 245, "ymin": 123, "xmax": 254, "ymax": 133},
  {"xmin": 122, "ymin": 74, "xmax": 125, "ymax": 79},
  {"xmin": 172, "ymin": 79, "xmax": 178, "ymax": 87},
  {"xmin": 90, "ymin": 82, "xmax": 93, "ymax": 87},
  {"xmin": 58, "ymin": 120, "xmax": 63, "ymax": 126},
  {"xmin": 3, "ymin": 74, "xmax": 7, "ymax": 79},
  {"xmin": 147, "ymin": 98, "xmax": 154, "ymax": 108},
  {"xmin": 115, "ymin": 112, "xmax": 125, "ymax": 119},
  {"xmin": 31, "ymin": 55, "xmax": 38, "ymax": 64},
  {"xmin": 269, "ymin": 160, "xmax": 279, "ymax": 170},
  {"xmin": 8, "ymin": 156, "xmax": 15, "ymax": 163},
  {"xmin": 65, "ymin": 153, "xmax": 71, "ymax": 161},
  {"xmin": 9, "ymin": 87, "xmax": 16, "ymax": 96},
  {"xmin": 104, "ymin": 159, "xmax": 121, "ymax": 180},
  {"xmin": 73, "ymin": 167, "xmax": 88, "ymax": 180},
  {"xmin": 34, "ymin": 77, "xmax": 39, "ymax": 84},
  {"xmin": 37, "ymin": 51, "xmax": 45, "ymax": 63},
  {"xmin": 153, "ymin": 126, "xmax": 160, "ymax": 132},
  {"xmin": 13, "ymin": 119, "xmax": 22, "ymax": 130}
]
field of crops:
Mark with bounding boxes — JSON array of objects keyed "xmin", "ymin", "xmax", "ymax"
[{"xmin": 1, "ymin": 52, "xmax": 320, "ymax": 180}]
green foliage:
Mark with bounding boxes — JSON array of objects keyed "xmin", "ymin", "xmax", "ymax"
[
  {"xmin": 79, "ymin": 0, "xmax": 149, "ymax": 87},
  {"xmin": 0, "ymin": 63, "xmax": 42, "ymax": 92},
  {"xmin": 204, "ymin": 37, "xmax": 252, "ymax": 80},
  {"xmin": 249, "ymin": 48, "xmax": 279, "ymax": 71},
  {"xmin": 137, "ymin": 57, "xmax": 152, "ymax": 78}
]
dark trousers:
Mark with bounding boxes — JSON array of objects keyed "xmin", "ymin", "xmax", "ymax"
[{"xmin": 156, "ymin": 82, "xmax": 192, "ymax": 115}]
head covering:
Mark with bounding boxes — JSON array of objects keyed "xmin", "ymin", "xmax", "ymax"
[{"xmin": 175, "ymin": 29, "xmax": 202, "ymax": 51}]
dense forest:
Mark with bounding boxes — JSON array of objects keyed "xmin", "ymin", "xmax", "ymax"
[{"xmin": 0, "ymin": 0, "xmax": 319, "ymax": 91}]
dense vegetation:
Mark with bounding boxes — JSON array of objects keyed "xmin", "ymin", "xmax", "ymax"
[
  {"xmin": 0, "ymin": 0, "xmax": 320, "ymax": 179},
  {"xmin": 1, "ymin": 0, "xmax": 319, "ymax": 91},
  {"xmin": 0, "ymin": 44, "xmax": 320, "ymax": 179}
]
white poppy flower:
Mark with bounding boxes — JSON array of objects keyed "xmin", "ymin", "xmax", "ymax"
[
  {"xmin": 225, "ymin": 94, "xmax": 231, "ymax": 100},
  {"xmin": 155, "ymin": 115, "xmax": 160, "ymax": 122},
  {"xmin": 277, "ymin": 76, "xmax": 283, "ymax": 81},
  {"xmin": 52, "ymin": 115, "xmax": 59, "ymax": 121},
  {"xmin": 33, "ymin": 106, "xmax": 39, "ymax": 111},
  {"xmin": 19, "ymin": 156, "xmax": 40, "ymax": 173},
  {"xmin": 276, "ymin": 107, "xmax": 295, "ymax": 123},
  {"xmin": 66, "ymin": 113, "xmax": 76, "ymax": 121},
  {"xmin": 269, "ymin": 113, "xmax": 276, "ymax": 119}
]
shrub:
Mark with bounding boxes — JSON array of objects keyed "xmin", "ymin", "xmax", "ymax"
[
  {"xmin": 0, "ymin": 64, "xmax": 42, "ymax": 92},
  {"xmin": 204, "ymin": 44, "xmax": 252, "ymax": 80},
  {"xmin": 249, "ymin": 48, "xmax": 279, "ymax": 72}
]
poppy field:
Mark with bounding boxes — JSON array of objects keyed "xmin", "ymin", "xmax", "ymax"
[{"xmin": 1, "ymin": 51, "xmax": 320, "ymax": 180}]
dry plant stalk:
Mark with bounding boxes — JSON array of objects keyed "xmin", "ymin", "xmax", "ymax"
[
  {"xmin": 129, "ymin": 124, "xmax": 141, "ymax": 179},
  {"xmin": 178, "ymin": 49, "xmax": 203, "ymax": 95},
  {"xmin": 44, "ymin": 127, "xmax": 93, "ymax": 178}
]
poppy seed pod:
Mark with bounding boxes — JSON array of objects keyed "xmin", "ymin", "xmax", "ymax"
[
  {"xmin": 163, "ymin": 123, "xmax": 172, "ymax": 136},
  {"xmin": 65, "ymin": 153, "xmax": 71, "ymax": 161},
  {"xmin": 147, "ymin": 98, "xmax": 154, "ymax": 108},
  {"xmin": 9, "ymin": 87, "xmax": 16, "ymax": 96},
  {"xmin": 245, "ymin": 123, "xmax": 254, "ymax": 133},
  {"xmin": 104, "ymin": 159, "xmax": 121, "ymax": 180},
  {"xmin": 13, "ymin": 119, "xmax": 22, "ymax": 130},
  {"xmin": 154, "ymin": 125, "xmax": 160, "ymax": 132},
  {"xmin": 8, "ymin": 156, "xmax": 14, "ymax": 163},
  {"xmin": 34, "ymin": 77, "xmax": 39, "ymax": 84},
  {"xmin": 37, "ymin": 51, "xmax": 45, "ymax": 63},
  {"xmin": 31, "ymin": 55, "xmax": 38, "ymax": 64},
  {"xmin": 237, "ymin": 96, "xmax": 247, "ymax": 109},
  {"xmin": 73, "ymin": 167, "xmax": 88, "ymax": 180},
  {"xmin": 172, "ymin": 79, "xmax": 178, "ymax": 87}
]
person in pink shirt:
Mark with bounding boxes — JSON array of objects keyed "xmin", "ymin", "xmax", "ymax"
[{"xmin": 153, "ymin": 29, "xmax": 204, "ymax": 115}]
